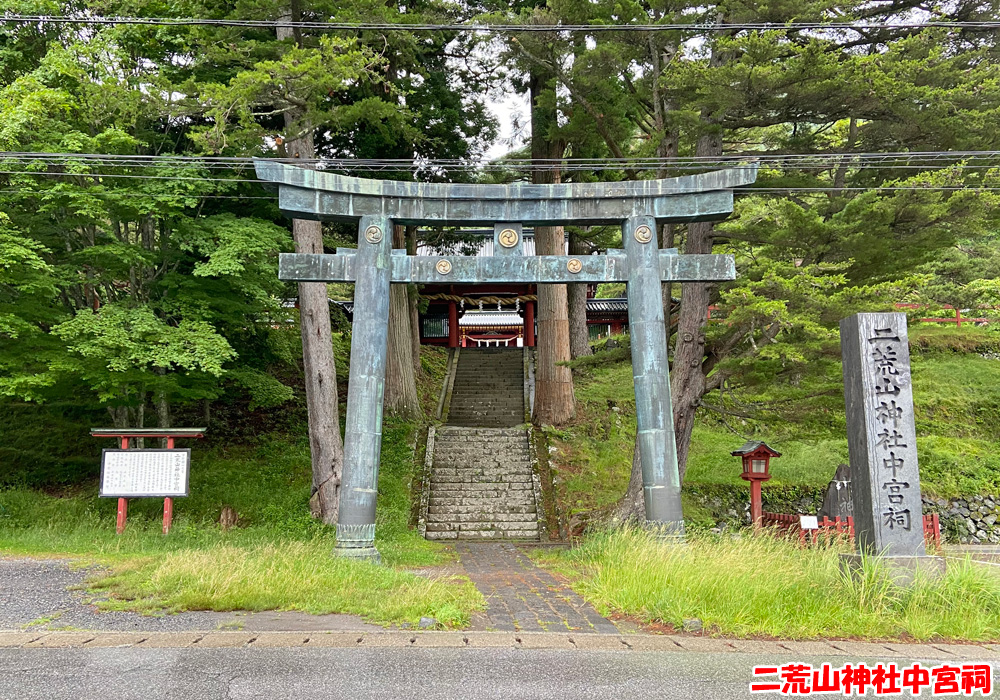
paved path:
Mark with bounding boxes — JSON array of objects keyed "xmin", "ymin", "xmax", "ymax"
[
  {"xmin": 2, "ymin": 646, "xmax": 998, "ymax": 700},
  {"xmin": 456, "ymin": 542, "xmax": 621, "ymax": 633}
]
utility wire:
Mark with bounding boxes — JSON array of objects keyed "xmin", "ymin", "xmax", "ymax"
[
  {"xmin": 5, "ymin": 150, "xmax": 1000, "ymax": 163},
  {"xmin": 4, "ymin": 152, "xmax": 1000, "ymax": 173},
  {"xmin": 3, "ymin": 14, "xmax": 1000, "ymax": 33}
]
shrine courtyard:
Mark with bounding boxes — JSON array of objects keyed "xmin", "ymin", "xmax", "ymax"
[{"xmin": 5, "ymin": 331, "xmax": 1000, "ymax": 644}]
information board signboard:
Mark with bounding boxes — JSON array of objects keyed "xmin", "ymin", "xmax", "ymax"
[{"xmin": 99, "ymin": 449, "xmax": 191, "ymax": 498}]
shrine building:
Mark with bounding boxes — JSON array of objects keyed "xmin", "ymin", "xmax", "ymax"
[{"xmin": 334, "ymin": 229, "xmax": 630, "ymax": 348}]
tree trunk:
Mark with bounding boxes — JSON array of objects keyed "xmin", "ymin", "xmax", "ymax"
[
  {"xmin": 534, "ymin": 226, "xmax": 575, "ymax": 425},
  {"xmin": 612, "ymin": 443, "xmax": 645, "ymax": 522},
  {"xmin": 279, "ymin": 12, "xmax": 343, "ymax": 525},
  {"xmin": 155, "ymin": 367, "xmax": 171, "ymax": 448},
  {"xmin": 567, "ymin": 232, "xmax": 592, "ymax": 359},
  {"xmin": 620, "ymin": 29, "xmax": 727, "ymax": 494},
  {"xmin": 405, "ymin": 226, "xmax": 422, "ymax": 377},
  {"xmin": 669, "ymin": 30, "xmax": 726, "ymax": 481},
  {"xmin": 530, "ymin": 69, "xmax": 574, "ymax": 426},
  {"xmin": 385, "ymin": 225, "xmax": 421, "ymax": 419}
]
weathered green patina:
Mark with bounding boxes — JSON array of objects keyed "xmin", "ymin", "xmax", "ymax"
[{"xmin": 256, "ymin": 161, "xmax": 757, "ymax": 561}]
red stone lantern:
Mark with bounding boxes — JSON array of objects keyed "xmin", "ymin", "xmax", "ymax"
[{"xmin": 731, "ymin": 441, "xmax": 781, "ymax": 528}]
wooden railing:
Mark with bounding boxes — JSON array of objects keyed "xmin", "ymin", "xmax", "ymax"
[
  {"xmin": 760, "ymin": 512, "xmax": 942, "ymax": 549},
  {"xmin": 893, "ymin": 304, "xmax": 990, "ymax": 328}
]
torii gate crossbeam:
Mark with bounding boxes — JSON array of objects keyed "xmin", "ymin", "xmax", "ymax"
[{"xmin": 257, "ymin": 161, "xmax": 758, "ymax": 562}]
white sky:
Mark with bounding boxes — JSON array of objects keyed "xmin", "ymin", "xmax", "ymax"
[{"xmin": 485, "ymin": 91, "xmax": 531, "ymax": 160}]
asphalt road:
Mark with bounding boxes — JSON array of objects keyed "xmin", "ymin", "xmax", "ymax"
[
  {"xmin": 3, "ymin": 647, "xmax": 998, "ymax": 700},
  {"xmin": 0, "ymin": 559, "xmax": 378, "ymax": 632}
]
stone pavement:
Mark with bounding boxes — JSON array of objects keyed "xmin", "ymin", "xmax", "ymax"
[
  {"xmin": 0, "ymin": 630, "xmax": 998, "ymax": 659},
  {"xmin": 455, "ymin": 542, "xmax": 619, "ymax": 633}
]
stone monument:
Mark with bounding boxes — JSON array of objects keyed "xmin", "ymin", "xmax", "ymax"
[{"xmin": 840, "ymin": 312, "xmax": 944, "ymax": 582}]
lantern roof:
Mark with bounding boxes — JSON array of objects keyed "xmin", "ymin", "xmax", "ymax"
[{"xmin": 730, "ymin": 440, "xmax": 782, "ymax": 458}]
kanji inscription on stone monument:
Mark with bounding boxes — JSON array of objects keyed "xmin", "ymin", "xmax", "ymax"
[{"xmin": 840, "ymin": 313, "xmax": 925, "ymax": 557}]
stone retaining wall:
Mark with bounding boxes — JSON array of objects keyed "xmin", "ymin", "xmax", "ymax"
[{"xmin": 685, "ymin": 484, "xmax": 996, "ymax": 544}]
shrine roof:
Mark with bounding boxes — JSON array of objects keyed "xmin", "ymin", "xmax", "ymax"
[
  {"xmin": 587, "ymin": 298, "xmax": 628, "ymax": 313},
  {"xmin": 730, "ymin": 440, "xmax": 782, "ymax": 457},
  {"xmin": 459, "ymin": 311, "xmax": 523, "ymax": 327}
]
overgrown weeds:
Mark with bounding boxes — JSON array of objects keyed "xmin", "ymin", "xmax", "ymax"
[
  {"xmin": 88, "ymin": 541, "xmax": 481, "ymax": 627},
  {"xmin": 539, "ymin": 527, "xmax": 1000, "ymax": 641}
]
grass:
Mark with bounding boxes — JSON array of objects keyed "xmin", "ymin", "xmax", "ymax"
[
  {"xmin": 87, "ymin": 541, "xmax": 479, "ymax": 627},
  {"xmin": 549, "ymin": 327, "xmax": 1000, "ymax": 522},
  {"xmin": 0, "ymin": 402, "xmax": 484, "ymax": 626},
  {"xmin": 539, "ymin": 527, "xmax": 1000, "ymax": 641}
]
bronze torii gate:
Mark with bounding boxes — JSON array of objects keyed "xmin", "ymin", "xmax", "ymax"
[{"xmin": 256, "ymin": 161, "xmax": 758, "ymax": 561}]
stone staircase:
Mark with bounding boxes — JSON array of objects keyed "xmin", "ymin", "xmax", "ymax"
[
  {"xmin": 424, "ymin": 348, "xmax": 540, "ymax": 541},
  {"xmin": 446, "ymin": 347, "xmax": 525, "ymax": 428}
]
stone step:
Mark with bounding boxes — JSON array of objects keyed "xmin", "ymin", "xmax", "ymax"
[
  {"xmin": 425, "ymin": 529, "xmax": 539, "ymax": 541},
  {"xmin": 430, "ymin": 460, "xmax": 533, "ymax": 468},
  {"xmin": 436, "ymin": 432, "xmax": 528, "ymax": 437},
  {"xmin": 427, "ymin": 512, "xmax": 537, "ymax": 523},
  {"xmin": 446, "ymin": 418, "xmax": 522, "ymax": 425},
  {"xmin": 433, "ymin": 448, "xmax": 529, "ymax": 455},
  {"xmin": 448, "ymin": 396, "xmax": 522, "ymax": 400},
  {"xmin": 434, "ymin": 436, "xmax": 528, "ymax": 442},
  {"xmin": 446, "ymin": 412, "xmax": 523, "ymax": 420},
  {"xmin": 427, "ymin": 504, "xmax": 537, "ymax": 515},
  {"xmin": 448, "ymin": 396, "xmax": 523, "ymax": 402},
  {"xmin": 435, "ymin": 445, "xmax": 529, "ymax": 450},
  {"xmin": 447, "ymin": 404, "xmax": 523, "ymax": 410},
  {"xmin": 431, "ymin": 478, "xmax": 533, "ymax": 487},
  {"xmin": 425, "ymin": 521, "xmax": 539, "ymax": 532},
  {"xmin": 430, "ymin": 466, "xmax": 533, "ymax": 474},
  {"xmin": 432, "ymin": 454, "xmax": 533, "ymax": 463},
  {"xmin": 436, "ymin": 428, "xmax": 527, "ymax": 435},
  {"xmin": 429, "ymin": 488, "xmax": 534, "ymax": 498},
  {"xmin": 428, "ymin": 495, "xmax": 533, "ymax": 504},
  {"xmin": 428, "ymin": 486, "xmax": 533, "ymax": 493}
]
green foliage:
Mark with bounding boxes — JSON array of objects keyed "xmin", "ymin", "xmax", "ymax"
[
  {"xmin": 540, "ymin": 528, "xmax": 1000, "ymax": 641},
  {"xmin": 0, "ymin": 414, "xmax": 477, "ymax": 624},
  {"xmin": 226, "ymin": 369, "xmax": 296, "ymax": 411},
  {"xmin": 553, "ymin": 325, "xmax": 1000, "ymax": 523}
]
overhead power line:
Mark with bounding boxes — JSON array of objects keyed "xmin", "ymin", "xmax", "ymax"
[
  {"xmin": 4, "ymin": 151, "xmax": 1000, "ymax": 173},
  {"xmin": 3, "ymin": 14, "xmax": 1000, "ymax": 33}
]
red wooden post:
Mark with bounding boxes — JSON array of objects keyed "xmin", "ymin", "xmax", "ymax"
[
  {"xmin": 448, "ymin": 301, "xmax": 459, "ymax": 348},
  {"xmin": 956, "ymin": 308, "xmax": 962, "ymax": 329},
  {"xmin": 163, "ymin": 436, "xmax": 175, "ymax": 535},
  {"xmin": 524, "ymin": 301, "xmax": 535, "ymax": 347},
  {"xmin": 116, "ymin": 436, "xmax": 129, "ymax": 535},
  {"xmin": 750, "ymin": 480, "xmax": 763, "ymax": 528}
]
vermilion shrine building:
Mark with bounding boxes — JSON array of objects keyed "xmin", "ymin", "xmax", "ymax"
[{"xmin": 335, "ymin": 230, "xmax": 630, "ymax": 348}]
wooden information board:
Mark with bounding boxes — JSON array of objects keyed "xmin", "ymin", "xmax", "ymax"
[{"xmin": 99, "ymin": 449, "xmax": 191, "ymax": 498}]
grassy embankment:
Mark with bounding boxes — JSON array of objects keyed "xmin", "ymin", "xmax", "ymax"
[
  {"xmin": 538, "ymin": 527, "xmax": 1000, "ymax": 641},
  {"xmin": 0, "ymin": 346, "xmax": 484, "ymax": 627},
  {"xmin": 535, "ymin": 325, "xmax": 1000, "ymax": 640},
  {"xmin": 547, "ymin": 325, "xmax": 1000, "ymax": 522}
]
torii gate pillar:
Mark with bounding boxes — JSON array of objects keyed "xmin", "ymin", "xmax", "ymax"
[
  {"xmin": 624, "ymin": 215, "xmax": 682, "ymax": 527},
  {"xmin": 257, "ymin": 161, "xmax": 757, "ymax": 560}
]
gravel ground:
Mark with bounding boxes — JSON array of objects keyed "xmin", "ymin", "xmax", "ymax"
[{"xmin": 0, "ymin": 558, "xmax": 380, "ymax": 632}]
